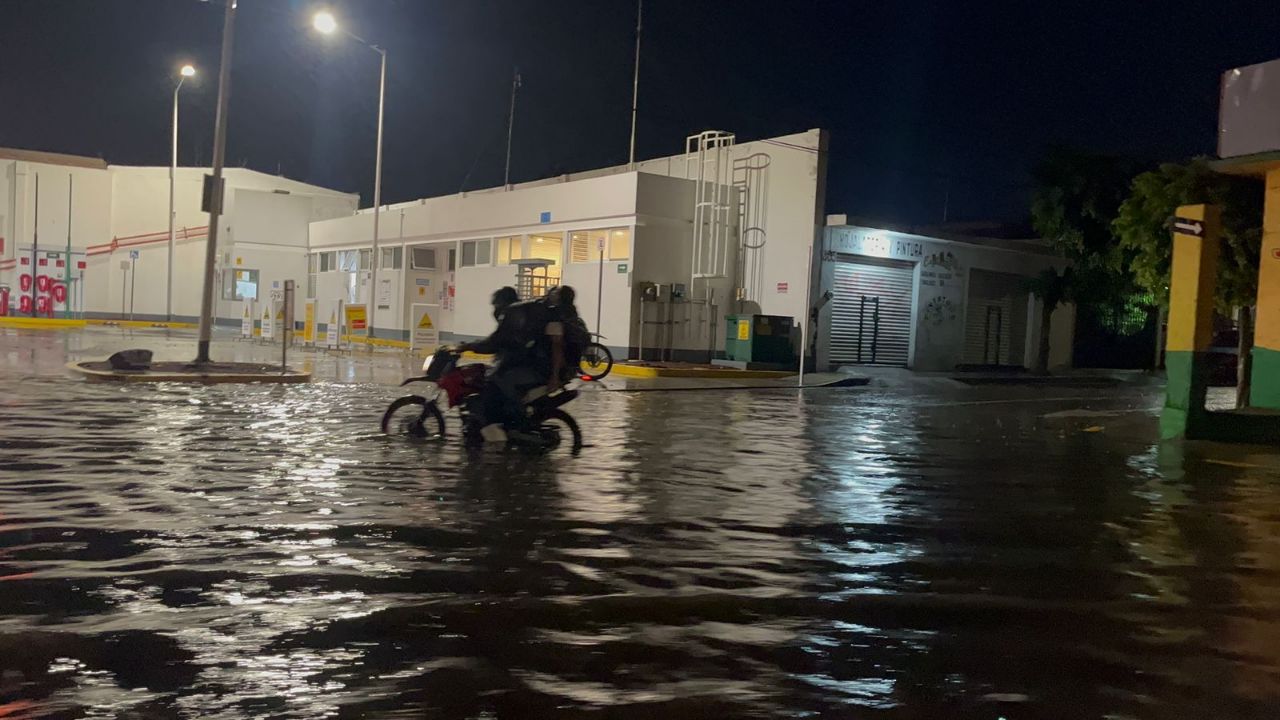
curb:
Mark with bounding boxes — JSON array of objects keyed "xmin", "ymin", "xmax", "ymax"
[
  {"xmin": 609, "ymin": 363, "xmax": 794, "ymax": 380},
  {"xmin": 66, "ymin": 361, "xmax": 311, "ymax": 385}
]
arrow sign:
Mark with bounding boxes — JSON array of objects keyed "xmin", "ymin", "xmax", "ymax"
[{"xmin": 1173, "ymin": 217, "xmax": 1204, "ymax": 237}]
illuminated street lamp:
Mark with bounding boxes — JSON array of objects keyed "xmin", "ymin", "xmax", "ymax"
[
  {"xmin": 168, "ymin": 63, "xmax": 195, "ymax": 321},
  {"xmin": 313, "ymin": 9, "xmax": 387, "ymax": 345}
]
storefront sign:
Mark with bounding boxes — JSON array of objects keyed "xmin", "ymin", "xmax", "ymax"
[{"xmin": 830, "ymin": 228, "xmax": 924, "ymax": 261}]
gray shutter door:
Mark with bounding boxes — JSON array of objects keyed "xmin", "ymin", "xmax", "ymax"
[
  {"xmin": 830, "ymin": 256, "xmax": 915, "ymax": 366},
  {"xmin": 963, "ymin": 298, "xmax": 1013, "ymax": 364}
]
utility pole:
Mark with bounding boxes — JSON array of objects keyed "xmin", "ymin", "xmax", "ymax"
[
  {"xmin": 504, "ymin": 68, "xmax": 521, "ymax": 187},
  {"xmin": 628, "ymin": 0, "xmax": 642, "ymax": 167},
  {"xmin": 195, "ymin": 0, "xmax": 237, "ymax": 364}
]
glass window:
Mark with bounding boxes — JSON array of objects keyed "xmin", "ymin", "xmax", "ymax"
[
  {"xmin": 570, "ymin": 230, "xmax": 605, "ymax": 263},
  {"xmin": 320, "ymin": 251, "xmax": 336, "ymax": 272},
  {"xmin": 308, "ymin": 254, "xmax": 318, "ymax": 273},
  {"xmin": 608, "ymin": 228, "xmax": 631, "ymax": 260},
  {"xmin": 222, "ymin": 268, "xmax": 259, "ymax": 301},
  {"xmin": 528, "ymin": 232, "xmax": 562, "ymax": 264},
  {"xmin": 411, "ymin": 247, "xmax": 436, "ymax": 270},
  {"xmin": 461, "ymin": 239, "xmax": 490, "ymax": 267},
  {"xmin": 359, "ymin": 249, "xmax": 372, "ymax": 271},
  {"xmin": 381, "ymin": 247, "xmax": 403, "ymax": 270},
  {"xmin": 337, "ymin": 250, "xmax": 358, "ymax": 272},
  {"xmin": 495, "ymin": 236, "xmax": 523, "ymax": 265},
  {"xmin": 448, "ymin": 248, "xmax": 456, "ymax": 271},
  {"xmin": 307, "ymin": 271, "xmax": 316, "ymax": 299}
]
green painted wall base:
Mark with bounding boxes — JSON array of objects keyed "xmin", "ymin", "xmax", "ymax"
[
  {"xmin": 1161, "ymin": 350, "xmax": 1211, "ymax": 439},
  {"xmin": 1250, "ymin": 346, "xmax": 1280, "ymax": 409}
]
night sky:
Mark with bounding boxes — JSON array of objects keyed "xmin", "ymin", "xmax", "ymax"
[{"xmin": 2, "ymin": 0, "xmax": 1278, "ymax": 226}]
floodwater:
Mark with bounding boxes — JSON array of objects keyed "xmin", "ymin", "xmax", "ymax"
[{"xmin": 2, "ymin": 329, "xmax": 1280, "ymax": 718}]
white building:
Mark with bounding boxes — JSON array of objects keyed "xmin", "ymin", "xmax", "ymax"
[
  {"xmin": 0, "ymin": 146, "xmax": 357, "ymax": 322},
  {"xmin": 308, "ymin": 129, "xmax": 829, "ymax": 361}
]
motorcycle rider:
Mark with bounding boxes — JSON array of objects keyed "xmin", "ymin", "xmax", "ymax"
[{"xmin": 458, "ymin": 286, "xmax": 564, "ymax": 442}]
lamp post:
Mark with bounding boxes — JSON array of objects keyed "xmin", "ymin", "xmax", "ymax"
[
  {"xmin": 195, "ymin": 0, "xmax": 235, "ymax": 365},
  {"xmin": 314, "ymin": 10, "xmax": 386, "ymax": 346},
  {"xmin": 168, "ymin": 63, "xmax": 195, "ymax": 322}
]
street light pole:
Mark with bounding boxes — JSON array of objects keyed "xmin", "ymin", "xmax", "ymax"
[
  {"xmin": 169, "ymin": 64, "xmax": 195, "ymax": 322},
  {"xmin": 313, "ymin": 11, "xmax": 387, "ymax": 348},
  {"xmin": 195, "ymin": 1, "xmax": 236, "ymax": 365}
]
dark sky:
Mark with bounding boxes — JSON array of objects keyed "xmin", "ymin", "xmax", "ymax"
[{"xmin": 2, "ymin": 0, "xmax": 1278, "ymax": 225}]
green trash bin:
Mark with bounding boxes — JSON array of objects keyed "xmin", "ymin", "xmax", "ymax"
[{"xmin": 724, "ymin": 314, "xmax": 794, "ymax": 363}]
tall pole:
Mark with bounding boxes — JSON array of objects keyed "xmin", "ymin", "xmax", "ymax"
[
  {"xmin": 627, "ymin": 0, "xmax": 642, "ymax": 167},
  {"xmin": 30, "ymin": 174, "xmax": 38, "ymax": 317},
  {"xmin": 195, "ymin": 0, "xmax": 237, "ymax": 364},
  {"xmin": 168, "ymin": 75, "xmax": 185, "ymax": 322},
  {"xmin": 368, "ymin": 47, "xmax": 386, "ymax": 347},
  {"xmin": 65, "ymin": 175, "xmax": 72, "ymax": 318},
  {"xmin": 504, "ymin": 68, "xmax": 520, "ymax": 187}
]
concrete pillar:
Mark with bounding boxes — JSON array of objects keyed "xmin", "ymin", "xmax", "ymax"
[
  {"xmin": 1249, "ymin": 169, "xmax": 1280, "ymax": 408},
  {"xmin": 1161, "ymin": 204, "xmax": 1220, "ymax": 440}
]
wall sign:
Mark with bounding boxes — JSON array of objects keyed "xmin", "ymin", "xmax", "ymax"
[
  {"xmin": 829, "ymin": 228, "xmax": 924, "ymax": 261},
  {"xmin": 539, "ymin": 211, "xmax": 552, "ymax": 224},
  {"xmin": 616, "ymin": 263, "xmax": 628, "ymax": 274},
  {"xmin": 777, "ymin": 282, "xmax": 788, "ymax": 293}
]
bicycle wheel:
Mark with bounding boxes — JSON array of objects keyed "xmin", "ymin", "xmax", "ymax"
[
  {"xmin": 380, "ymin": 396, "xmax": 446, "ymax": 439},
  {"xmin": 579, "ymin": 342, "xmax": 614, "ymax": 380}
]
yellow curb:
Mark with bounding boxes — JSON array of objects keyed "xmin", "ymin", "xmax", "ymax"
[
  {"xmin": 66, "ymin": 361, "xmax": 311, "ymax": 384},
  {"xmin": 610, "ymin": 363, "xmax": 793, "ymax": 379},
  {"xmin": 342, "ymin": 334, "xmax": 411, "ymax": 349},
  {"xmin": 0, "ymin": 317, "xmax": 86, "ymax": 329},
  {"xmin": 86, "ymin": 319, "xmax": 198, "ymax": 329}
]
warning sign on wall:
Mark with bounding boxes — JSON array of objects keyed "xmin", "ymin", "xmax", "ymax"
[{"xmin": 345, "ymin": 304, "xmax": 368, "ymax": 333}]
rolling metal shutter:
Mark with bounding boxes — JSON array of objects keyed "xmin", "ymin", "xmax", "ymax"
[
  {"xmin": 963, "ymin": 298, "xmax": 1013, "ymax": 365},
  {"xmin": 830, "ymin": 256, "xmax": 914, "ymax": 366}
]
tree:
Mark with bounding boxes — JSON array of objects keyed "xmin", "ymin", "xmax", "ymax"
[
  {"xmin": 1025, "ymin": 267, "xmax": 1074, "ymax": 373},
  {"xmin": 1031, "ymin": 146, "xmax": 1145, "ymax": 276},
  {"xmin": 1113, "ymin": 157, "xmax": 1263, "ymax": 405}
]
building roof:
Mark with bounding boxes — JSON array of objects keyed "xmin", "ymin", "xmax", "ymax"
[{"xmin": 0, "ymin": 146, "xmax": 108, "ymax": 170}]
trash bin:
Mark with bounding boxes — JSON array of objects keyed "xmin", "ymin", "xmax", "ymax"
[{"xmin": 724, "ymin": 314, "xmax": 793, "ymax": 363}]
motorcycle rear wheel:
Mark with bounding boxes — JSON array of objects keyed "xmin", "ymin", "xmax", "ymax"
[
  {"xmin": 540, "ymin": 408, "xmax": 583, "ymax": 451},
  {"xmin": 381, "ymin": 396, "xmax": 446, "ymax": 439}
]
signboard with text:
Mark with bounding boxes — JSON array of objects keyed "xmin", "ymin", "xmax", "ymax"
[
  {"xmin": 345, "ymin": 303, "xmax": 368, "ymax": 333},
  {"xmin": 410, "ymin": 304, "xmax": 441, "ymax": 351}
]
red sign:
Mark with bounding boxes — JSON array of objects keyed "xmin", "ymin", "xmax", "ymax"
[
  {"xmin": 38, "ymin": 258, "xmax": 47, "ymax": 267},
  {"xmin": 52, "ymin": 283, "xmax": 67, "ymax": 304},
  {"xmin": 20, "ymin": 257, "xmax": 28, "ymax": 266},
  {"xmin": 55, "ymin": 260, "xmax": 65, "ymax": 268},
  {"xmin": 36, "ymin": 275, "xmax": 51, "ymax": 293},
  {"xmin": 19, "ymin": 295, "xmax": 32, "ymax": 314},
  {"xmin": 777, "ymin": 282, "xmax": 789, "ymax": 294},
  {"xmin": 18, "ymin": 274, "xmax": 32, "ymax": 292},
  {"xmin": 77, "ymin": 261, "xmax": 86, "ymax": 270}
]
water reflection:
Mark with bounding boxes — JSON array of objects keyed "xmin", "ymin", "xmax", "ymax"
[{"xmin": 0, "ymin": 371, "xmax": 1278, "ymax": 717}]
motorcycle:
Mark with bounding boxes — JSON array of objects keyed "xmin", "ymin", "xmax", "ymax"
[{"xmin": 381, "ymin": 346, "xmax": 584, "ymax": 451}]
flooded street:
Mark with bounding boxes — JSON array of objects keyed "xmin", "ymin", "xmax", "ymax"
[{"xmin": 3, "ymin": 329, "xmax": 1280, "ymax": 718}]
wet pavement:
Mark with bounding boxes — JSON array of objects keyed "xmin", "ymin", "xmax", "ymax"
[{"xmin": 2, "ymin": 327, "xmax": 1280, "ymax": 718}]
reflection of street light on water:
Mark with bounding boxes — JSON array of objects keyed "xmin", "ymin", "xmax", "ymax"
[{"xmin": 311, "ymin": 9, "xmax": 387, "ymax": 346}]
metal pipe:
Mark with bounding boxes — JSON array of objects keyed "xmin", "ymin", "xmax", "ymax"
[
  {"xmin": 30, "ymin": 173, "xmax": 38, "ymax": 317},
  {"xmin": 195, "ymin": 0, "xmax": 237, "ymax": 364}
]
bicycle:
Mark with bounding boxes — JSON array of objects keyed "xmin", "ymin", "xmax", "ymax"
[{"xmin": 579, "ymin": 334, "xmax": 614, "ymax": 380}]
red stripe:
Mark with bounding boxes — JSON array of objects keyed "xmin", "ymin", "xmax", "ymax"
[{"xmin": 86, "ymin": 227, "xmax": 210, "ymax": 256}]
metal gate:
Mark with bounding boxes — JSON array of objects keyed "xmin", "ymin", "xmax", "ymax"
[{"xmin": 830, "ymin": 256, "xmax": 914, "ymax": 366}]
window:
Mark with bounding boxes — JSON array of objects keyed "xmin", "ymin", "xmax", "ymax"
[
  {"xmin": 337, "ymin": 250, "xmax": 359, "ymax": 272},
  {"xmin": 461, "ymin": 239, "xmax": 491, "ymax": 267},
  {"xmin": 608, "ymin": 228, "xmax": 631, "ymax": 260},
  {"xmin": 411, "ymin": 247, "xmax": 436, "ymax": 270},
  {"xmin": 359, "ymin": 249, "xmax": 372, "ymax": 271},
  {"xmin": 569, "ymin": 228, "xmax": 630, "ymax": 262},
  {"xmin": 319, "ymin": 251, "xmax": 336, "ymax": 272},
  {"xmin": 381, "ymin": 247, "xmax": 403, "ymax": 270},
  {"xmin": 528, "ymin": 232, "xmax": 562, "ymax": 264},
  {"xmin": 495, "ymin": 235, "xmax": 524, "ymax": 265},
  {"xmin": 222, "ymin": 268, "xmax": 259, "ymax": 301},
  {"xmin": 308, "ymin": 254, "xmax": 318, "ymax": 273},
  {"xmin": 448, "ymin": 248, "xmax": 456, "ymax": 271}
]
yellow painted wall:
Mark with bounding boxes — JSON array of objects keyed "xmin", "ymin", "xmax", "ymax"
[
  {"xmin": 1254, "ymin": 169, "xmax": 1280, "ymax": 351},
  {"xmin": 1165, "ymin": 204, "xmax": 1220, "ymax": 353}
]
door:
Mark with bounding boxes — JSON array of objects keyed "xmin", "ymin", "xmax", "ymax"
[{"xmin": 830, "ymin": 256, "xmax": 915, "ymax": 366}]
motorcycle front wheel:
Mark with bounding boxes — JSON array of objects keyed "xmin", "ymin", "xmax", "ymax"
[
  {"xmin": 539, "ymin": 408, "xmax": 584, "ymax": 451},
  {"xmin": 381, "ymin": 396, "xmax": 446, "ymax": 439}
]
